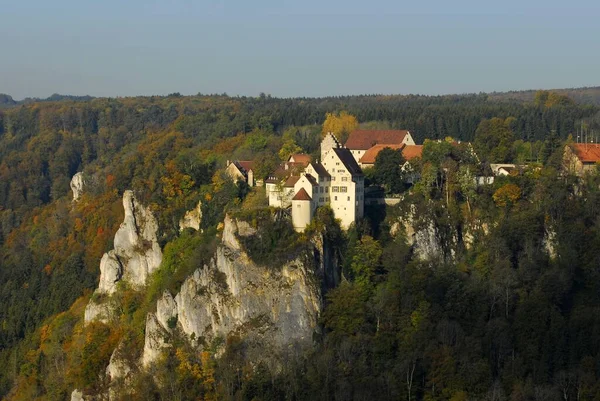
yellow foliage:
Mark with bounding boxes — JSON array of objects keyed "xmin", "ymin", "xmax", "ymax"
[
  {"xmin": 493, "ymin": 183, "xmax": 521, "ymax": 207},
  {"xmin": 322, "ymin": 111, "xmax": 358, "ymax": 142}
]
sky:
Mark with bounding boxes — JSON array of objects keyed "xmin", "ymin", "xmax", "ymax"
[{"xmin": 0, "ymin": 0, "xmax": 599, "ymax": 99}]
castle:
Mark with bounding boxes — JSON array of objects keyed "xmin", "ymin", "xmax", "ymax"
[
  {"xmin": 267, "ymin": 133, "xmax": 365, "ymax": 231},
  {"xmin": 228, "ymin": 130, "xmax": 421, "ymax": 232}
]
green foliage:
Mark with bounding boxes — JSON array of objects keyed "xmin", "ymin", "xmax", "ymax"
[
  {"xmin": 350, "ymin": 235, "xmax": 382, "ymax": 291},
  {"xmin": 474, "ymin": 117, "xmax": 516, "ymax": 162},
  {"xmin": 147, "ymin": 230, "xmax": 216, "ymax": 303},
  {"xmin": 2, "ymin": 93, "xmax": 600, "ymax": 400},
  {"xmin": 373, "ymin": 147, "xmax": 406, "ymax": 194},
  {"xmin": 232, "ymin": 208, "xmax": 305, "ymax": 268}
]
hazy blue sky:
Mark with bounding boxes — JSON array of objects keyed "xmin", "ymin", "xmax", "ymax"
[{"xmin": 1, "ymin": 0, "xmax": 599, "ymax": 99}]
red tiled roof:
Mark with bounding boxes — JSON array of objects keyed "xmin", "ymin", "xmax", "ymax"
[
  {"xmin": 359, "ymin": 144, "xmax": 423, "ymax": 165},
  {"xmin": 345, "ymin": 130, "xmax": 410, "ymax": 150},
  {"xmin": 284, "ymin": 175, "xmax": 301, "ymax": 187},
  {"xmin": 359, "ymin": 144, "xmax": 404, "ymax": 165},
  {"xmin": 236, "ymin": 161, "xmax": 255, "ymax": 172},
  {"xmin": 292, "ymin": 188, "xmax": 311, "ymax": 201},
  {"xmin": 288, "ymin": 154, "xmax": 311, "ymax": 165},
  {"xmin": 572, "ymin": 143, "xmax": 600, "ymax": 163},
  {"xmin": 264, "ymin": 162, "xmax": 306, "ymax": 183},
  {"xmin": 402, "ymin": 145, "xmax": 423, "ymax": 161}
]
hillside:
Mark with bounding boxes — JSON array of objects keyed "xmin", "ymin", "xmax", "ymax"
[
  {"xmin": 489, "ymin": 86, "xmax": 600, "ymax": 105},
  {"xmin": 1, "ymin": 93, "xmax": 600, "ymax": 400}
]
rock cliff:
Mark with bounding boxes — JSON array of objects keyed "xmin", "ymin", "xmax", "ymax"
[
  {"xmin": 85, "ymin": 190, "xmax": 163, "ymax": 323},
  {"xmin": 70, "ymin": 172, "xmax": 85, "ymax": 201},
  {"xmin": 179, "ymin": 200, "xmax": 203, "ymax": 231},
  {"xmin": 143, "ymin": 214, "xmax": 321, "ymax": 367}
]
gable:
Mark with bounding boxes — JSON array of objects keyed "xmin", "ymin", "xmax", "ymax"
[{"xmin": 324, "ymin": 148, "xmax": 363, "ymax": 176}]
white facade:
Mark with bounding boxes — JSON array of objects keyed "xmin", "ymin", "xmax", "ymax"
[
  {"xmin": 292, "ymin": 198, "xmax": 313, "ymax": 231},
  {"xmin": 266, "ymin": 135, "xmax": 365, "ymax": 231},
  {"xmin": 319, "ymin": 149, "xmax": 364, "ymax": 229},
  {"xmin": 265, "ymin": 182, "xmax": 295, "ymax": 208}
]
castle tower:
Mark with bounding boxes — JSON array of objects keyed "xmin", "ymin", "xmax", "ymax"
[{"xmin": 321, "ymin": 132, "xmax": 341, "ymax": 161}]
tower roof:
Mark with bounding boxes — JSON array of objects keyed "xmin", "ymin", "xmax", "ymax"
[{"xmin": 292, "ymin": 188, "xmax": 312, "ymax": 201}]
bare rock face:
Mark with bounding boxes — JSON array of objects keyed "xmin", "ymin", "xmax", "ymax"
[
  {"xmin": 70, "ymin": 172, "xmax": 85, "ymax": 201},
  {"xmin": 179, "ymin": 201, "xmax": 203, "ymax": 231},
  {"xmin": 391, "ymin": 210, "xmax": 445, "ymax": 261},
  {"xmin": 142, "ymin": 215, "xmax": 320, "ymax": 367},
  {"xmin": 83, "ymin": 297, "xmax": 115, "ymax": 323},
  {"xmin": 71, "ymin": 389, "xmax": 85, "ymax": 401},
  {"xmin": 543, "ymin": 228, "xmax": 557, "ymax": 259},
  {"xmin": 85, "ymin": 190, "xmax": 163, "ymax": 323},
  {"xmin": 156, "ymin": 290, "xmax": 178, "ymax": 329},
  {"xmin": 142, "ymin": 313, "xmax": 171, "ymax": 368},
  {"xmin": 142, "ymin": 291, "xmax": 178, "ymax": 367},
  {"xmin": 98, "ymin": 251, "xmax": 122, "ymax": 295},
  {"xmin": 112, "ymin": 190, "xmax": 163, "ymax": 289}
]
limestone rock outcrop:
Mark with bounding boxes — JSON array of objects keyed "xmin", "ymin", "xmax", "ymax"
[
  {"xmin": 390, "ymin": 207, "xmax": 445, "ymax": 261},
  {"xmin": 142, "ymin": 291, "xmax": 178, "ymax": 367},
  {"xmin": 142, "ymin": 312, "xmax": 171, "ymax": 368},
  {"xmin": 142, "ymin": 214, "xmax": 320, "ymax": 366},
  {"xmin": 179, "ymin": 201, "xmax": 203, "ymax": 231},
  {"xmin": 70, "ymin": 172, "xmax": 85, "ymax": 201},
  {"xmin": 71, "ymin": 389, "xmax": 85, "ymax": 401},
  {"xmin": 85, "ymin": 190, "xmax": 163, "ymax": 323}
]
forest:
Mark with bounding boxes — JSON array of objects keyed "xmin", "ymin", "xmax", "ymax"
[{"xmin": 1, "ymin": 91, "xmax": 600, "ymax": 400}]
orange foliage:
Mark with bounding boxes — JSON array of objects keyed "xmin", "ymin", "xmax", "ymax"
[
  {"xmin": 493, "ymin": 183, "xmax": 522, "ymax": 207},
  {"xmin": 106, "ymin": 174, "xmax": 116, "ymax": 188},
  {"xmin": 213, "ymin": 134, "xmax": 245, "ymax": 154},
  {"xmin": 43, "ymin": 264, "xmax": 53, "ymax": 275}
]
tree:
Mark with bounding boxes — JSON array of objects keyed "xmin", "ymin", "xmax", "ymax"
[
  {"xmin": 493, "ymin": 183, "xmax": 521, "ymax": 207},
  {"xmin": 373, "ymin": 147, "xmax": 405, "ymax": 194},
  {"xmin": 322, "ymin": 111, "xmax": 358, "ymax": 144},
  {"xmin": 474, "ymin": 117, "xmax": 515, "ymax": 163},
  {"xmin": 350, "ymin": 235, "xmax": 382, "ymax": 292},
  {"xmin": 278, "ymin": 138, "xmax": 302, "ymax": 161}
]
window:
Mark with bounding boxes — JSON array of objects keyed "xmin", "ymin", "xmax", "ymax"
[
  {"xmin": 336, "ymin": 162, "xmax": 340, "ymax": 166},
  {"xmin": 341, "ymin": 186, "xmax": 347, "ymax": 193},
  {"xmin": 320, "ymin": 197, "xmax": 324, "ymax": 202},
  {"xmin": 326, "ymin": 197, "xmax": 330, "ymax": 202},
  {"xmin": 332, "ymin": 176, "xmax": 336, "ymax": 181},
  {"xmin": 334, "ymin": 196, "xmax": 337, "ymax": 201},
  {"xmin": 341, "ymin": 177, "xmax": 348, "ymax": 182},
  {"xmin": 332, "ymin": 186, "xmax": 339, "ymax": 192},
  {"xmin": 347, "ymin": 196, "xmax": 350, "ymax": 201},
  {"xmin": 320, "ymin": 187, "xmax": 324, "ymax": 193}
]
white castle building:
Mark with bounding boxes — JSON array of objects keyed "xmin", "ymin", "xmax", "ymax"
[{"xmin": 266, "ymin": 133, "xmax": 365, "ymax": 231}]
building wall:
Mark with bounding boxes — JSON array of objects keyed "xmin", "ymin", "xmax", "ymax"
[
  {"xmin": 225, "ymin": 163, "xmax": 245, "ymax": 183},
  {"xmin": 321, "ymin": 133, "xmax": 340, "ymax": 161},
  {"xmin": 403, "ymin": 132, "xmax": 416, "ymax": 146},
  {"xmin": 321, "ymin": 149, "xmax": 363, "ymax": 229},
  {"xmin": 350, "ymin": 149, "xmax": 365, "ymax": 164},
  {"xmin": 292, "ymin": 199, "xmax": 313, "ymax": 232},
  {"xmin": 266, "ymin": 183, "xmax": 294, "ymax": 208}
]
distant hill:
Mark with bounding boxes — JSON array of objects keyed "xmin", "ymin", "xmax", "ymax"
[
  {"xmin": 0, "ymin": 93, "xmax": 94, "ymax": 108},
  {"xmin": 488, "ymin": 86, "xmax": 600, "ymax": 105},
  {"xmin": 0, "ymin": 93, "xmax": 17, "ymax": 107},
  {"xmin": 2, "ymin": 87, "xmax": 600, "ymax": 108}
]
